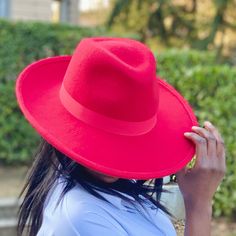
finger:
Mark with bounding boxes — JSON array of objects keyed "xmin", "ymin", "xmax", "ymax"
[
  {"xmin": 204, "ymin": 121, "xmax": 225, "ymax": 158},
  {"xmin": 204, "ymin": 122, "xmax": 226, "ymax": 174},
  {"xmin": 191, "ymin": 125, "xmax": 217, "ymax": 158},
  {"xmin": 184, "ymin": 132, "xmax": 208, "ymax": 168}
]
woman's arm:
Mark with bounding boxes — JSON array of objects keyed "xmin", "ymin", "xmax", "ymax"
[
  {"xmin": 176, "ymin": 121, "xmax": 226, "ymax": 236},
  {"xmin": 184, "ymin": 200, "xmax": 212, "ymax": 235}
]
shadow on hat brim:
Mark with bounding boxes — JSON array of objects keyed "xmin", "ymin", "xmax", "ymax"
[{"xmin": 16, "ymin": 56, "xmax": 198, "ymax": 180}]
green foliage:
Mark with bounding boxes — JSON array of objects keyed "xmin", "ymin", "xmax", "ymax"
[
  {"xmin": 0, "ymin": 19, "xmax": 103, "ymax": 82},
  {"xmin": 0, "ymin": 19, "xmax": 103, "ymax": 164},
  {"xmin": 0, "ymin": 80, "xmax": 40, "ymax": 164},
  {"xmin": 108, "ymin": 0, "xmax": 236, "ymax": 51},
  {"xmin": 157, "ymin": 49, "xmax": 236, "ymax": 218}
]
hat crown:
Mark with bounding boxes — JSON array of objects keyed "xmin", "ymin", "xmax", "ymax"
[{"xmin": 62, "ymin": 37, "xmax": 158, "ymax": 122}]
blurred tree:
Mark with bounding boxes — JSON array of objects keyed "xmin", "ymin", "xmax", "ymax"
[
  {"xmin": 108, "ymin": 0, "xmax": 236, "ymax": 52},
  {"xmin": 195, "ymin": 0, "xmax": 229, "ymax": 50}
]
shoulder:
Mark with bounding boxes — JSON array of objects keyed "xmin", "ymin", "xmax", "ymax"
[
  {"xmin": 63, "ymin": 184, "xmax": 128, "ymax": 234},
  {"xmin": 64, "ymin": 198, "xmax": 124, "ymax": 235},
  {"xmin": 63, "ymin": 185, "xmax": 108, "ymax": 220},
  {"xmin": 47, "ymin": 178, "xmax": 111, "ymax": 216},
  {"xmin": 39, "ymin": 180, "xmax": 127, "ymax": 236}
]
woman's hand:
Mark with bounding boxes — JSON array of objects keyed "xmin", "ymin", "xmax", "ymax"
[
  {"xmin": 176, "ymin": 121, "xmax": 226, "ymax": 206},
  {"xmin": 176, "ymin": 121, "xmax": 226, "ymax": 236}
]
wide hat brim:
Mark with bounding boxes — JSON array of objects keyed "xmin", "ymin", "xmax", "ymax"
[{"xmin": 16, "ymin": 56, "xmax": 198, "ymax": 180}]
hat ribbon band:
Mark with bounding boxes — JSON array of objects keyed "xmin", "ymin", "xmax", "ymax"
[{"xmin": 59, "ymin": 84, "xmax": 157, "ymax": 136}]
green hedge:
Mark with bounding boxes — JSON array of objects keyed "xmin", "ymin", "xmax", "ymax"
[
  {"xmin": 157, "ymin": 50, "xmax": 236, "ymax": 218},
  {"xmin": 0, "ymin": 20, "xmax": 104, "ymax": 83},
  {"xmin": 0, "ymin": 20, "xmax": 235, "ymax": 218},
  {"xmin": 0, "ymin": 19, "xmax": 104, "ymax": 164}
]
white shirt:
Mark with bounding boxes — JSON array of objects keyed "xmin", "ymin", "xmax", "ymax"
[{"xmin": 37, "ymin": 177, "xmax": 177, "ymax": 236}]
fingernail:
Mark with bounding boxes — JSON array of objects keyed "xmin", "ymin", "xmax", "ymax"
[
  {"xmin": 191, "ymin": 126, "xmax": 199, "ymax": 129},
  {"xmin": 205, "ymin": 121, "xmax": 212, "ymax": 127},
  {"xmin": 184, "ymin": 132, "xmax": 191, "ymax": 136}
]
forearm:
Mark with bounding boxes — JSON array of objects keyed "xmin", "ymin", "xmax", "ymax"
[{"xmin": 184, "ymin": 201, "xmax": 212, "ymax": 236}]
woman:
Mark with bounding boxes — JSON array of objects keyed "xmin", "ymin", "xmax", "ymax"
[{"xmin": 16, "ymin": 37, "xmax": 226, "ymax": 236}]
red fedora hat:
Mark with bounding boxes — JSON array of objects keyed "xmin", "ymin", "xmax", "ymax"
[{"xmin": 15, "ymin": 37, "xmax": 198, "ymax": 179}]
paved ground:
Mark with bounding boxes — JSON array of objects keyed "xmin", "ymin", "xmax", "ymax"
[
  {"xmin": 0, "ymin": 166, "xmax": 28, "ymax": 197},
  {"xmin": 0, "ymin": 166, "xmax": 235, "ymax": 236}
]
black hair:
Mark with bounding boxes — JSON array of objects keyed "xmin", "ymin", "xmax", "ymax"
[{"xmin": 17, "ymin": 138, "xmax": 172, "ymax": 236}]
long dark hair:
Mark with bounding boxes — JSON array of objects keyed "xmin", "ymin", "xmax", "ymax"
[{"xmin": 17, "ymin": 138, "xmax": 172, "ymax": 236}]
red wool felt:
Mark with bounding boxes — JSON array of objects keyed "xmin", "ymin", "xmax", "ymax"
[{"xmin": 15, "ymin": 37, "xmax": 198, "ymax": 180}]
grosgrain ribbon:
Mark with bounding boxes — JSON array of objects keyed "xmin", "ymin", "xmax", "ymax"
[{"xmin": 59, "ymin": 84, "xmax": 157, "ymax": 136}]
